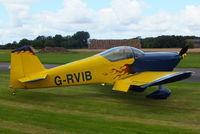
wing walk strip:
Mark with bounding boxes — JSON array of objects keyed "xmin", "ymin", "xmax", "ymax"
[{"xmin": 113, "ymin": 71, "xmax": 192, "ymax": 92}]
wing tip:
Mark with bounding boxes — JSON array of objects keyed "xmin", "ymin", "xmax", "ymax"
[{"xmin": 141, "ymin": 71, "xmax": 193, "ymax": 88}]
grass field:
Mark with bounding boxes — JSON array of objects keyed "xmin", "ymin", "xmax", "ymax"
[
  {"xmin": 37, "ymin": 52, "xmax": 96, "ymax": 64},
  {"xmin": 1, "ymin": 49, "xmax": 200, "ymax": 68},
  {"xmin": 177, "ymin": 54, "xmax": 200, "ymax": 68},
  {"xmin": 0, "ymin": 50, "xmax": 96, "ymax": 64},
  {"xmin": 0, "ymin": 72, "xmax": 200, "ymax": 134}
]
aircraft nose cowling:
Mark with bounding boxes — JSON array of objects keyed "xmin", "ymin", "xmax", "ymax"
[{"xmin": 132, "ymin": 52, "xmax": 182, "ymax": 72}]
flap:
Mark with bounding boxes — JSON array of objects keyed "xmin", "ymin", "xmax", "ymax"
[
  {"xmin": 19, "ymin": 73, "xmax": 47, "ymax": 83},
  {"xmin": 113, "ymin": 79, "xmax": 131, "ymax": 92},
  {"xmin": 112, "ymin": 71, "xmax": 192, "ymax": 92}
]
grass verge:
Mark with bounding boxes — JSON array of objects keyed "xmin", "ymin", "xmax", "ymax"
[{"xmin": 1, "ymin": 72, "xmax": 200, "ymax": 134}]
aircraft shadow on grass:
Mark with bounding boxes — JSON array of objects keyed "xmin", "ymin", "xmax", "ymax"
[{"xmin": 15, "ymin": 84, "xmax": 171, "ymax": 108}]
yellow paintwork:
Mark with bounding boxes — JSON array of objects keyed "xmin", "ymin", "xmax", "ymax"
[
  {"xmin": 182, "ymin": 53, "xmax": 187, "ymax": 58},
  {"xmin": 113, "ymin": 78, "xmax": 131, "ymax": 92},
  {"xmin": 10, "ymin": 49, "xmax": 187, "ymax": 93},
  {"xmin": 10, "ymin": 51, "xmax": 46, "ymax": 89},
  {"xmin": 10, "ymin": 50, "xmax": 134, "ymax": 89},
  {"xmin": 112, "ymin": 72, "xmax": 179, "ymax": 92},
  {"xmin": 19, "ymin": 72, "xmax": 47, "ymax": 83}
]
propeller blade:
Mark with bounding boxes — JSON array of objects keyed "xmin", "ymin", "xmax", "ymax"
[{"xmin": 179, "ymin": 45, "xmax": 189, "ymax": 56}]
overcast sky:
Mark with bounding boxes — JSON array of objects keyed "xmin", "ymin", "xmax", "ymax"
[{"xmin": 0, "ymin": 0, "xmax": 200, "ymax": 44}]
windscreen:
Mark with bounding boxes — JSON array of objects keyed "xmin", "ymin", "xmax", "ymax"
[
  {"xmin": 131, "ymin": 47, "xmax": 144, "ymax": 59},
  {"xmin": 98, "ymin": 47, "xmax": 134, "ymax": 62}
]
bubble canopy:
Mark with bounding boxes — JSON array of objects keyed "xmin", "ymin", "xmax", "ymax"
[{"xmin": 98, "ymin": 46, "xmax": 144, "ymax": 62}]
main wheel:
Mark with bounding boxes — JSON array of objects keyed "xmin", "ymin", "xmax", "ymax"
[{"xmin": 146, "ymin": 88, "xmax": 171, "ymax": 99}]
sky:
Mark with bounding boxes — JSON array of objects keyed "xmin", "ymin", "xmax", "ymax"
[{"xmin": 0, "ymin": 0, "xmax": 200, "ymax": 44}]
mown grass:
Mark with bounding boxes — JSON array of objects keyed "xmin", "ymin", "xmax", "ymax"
[
  {"xmin": 0, "ymin": 50, "xmax": 96, "ymax": 64},
  {"xmin": 0, "ymin": 50, "xmax": 10, "ymax": 62},
  {"xmin": 177, "ymin": 54, "xmax": 200, "ymax": 68},
  {"xmin": 0, "ymin": 49, "xmax": 12, "ymax": 52},
  {"xmin": 0, "ymin": 72, "xmax": 200, "ymax": 134},
  {"xmin": 37, "ymin": 52, "xmax": 96, "ymax": 64},
  {"xmin": 0, "ymin": 49, "xmax": 200, "ymax": 67}
]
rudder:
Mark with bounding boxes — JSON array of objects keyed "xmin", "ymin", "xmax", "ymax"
[{"xmin": 10, "ymin": 46, "xmax": 46, "ymax": 89}]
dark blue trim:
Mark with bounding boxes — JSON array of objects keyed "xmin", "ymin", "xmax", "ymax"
[
  {"xmin": 12, "ymin": 46, "xmax": 34, "ymax": 54},
  {"xmin": 132, "ymin": 52, "xmax": 181, "ymax": 72},
  {"xmin": 140, "ymin": 71, "xmax": 193, "ymax": 88},
  {"xmin": 25, "ymin": 78, "xmax": 45, "ymax": 83}
]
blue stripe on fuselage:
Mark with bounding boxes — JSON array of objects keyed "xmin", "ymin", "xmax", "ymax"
[{"xmin": 132, "ymin": 52, "xmax": 181, "ymax": 72}]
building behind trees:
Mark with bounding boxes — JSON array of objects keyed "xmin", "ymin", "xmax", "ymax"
[{"xmin": 88, "ymin": 39, "xmax": 141, "ymax": 49}]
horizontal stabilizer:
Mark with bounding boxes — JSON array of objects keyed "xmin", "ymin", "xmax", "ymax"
[
  {"xmin": 19, "ymin": 73, "xmax": 47, "ymax": 83},
  {"xmin": 10, "ymin": 46, "xmax": 46, "ymax": 88}
]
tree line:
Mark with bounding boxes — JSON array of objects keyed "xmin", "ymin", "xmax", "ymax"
[
  {"xmin": 141, "ymin": 35, "xmax": 200, "ymax": 48},
  {"xmin": 0, "ymin": 33, "xmax": 199, "ymax": 49},
  {"xmin": 1, "ymin": 31, "xmax": 90, "ymax": 49}
]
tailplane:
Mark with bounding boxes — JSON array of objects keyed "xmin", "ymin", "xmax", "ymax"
[{"xmin": 10, "ymin": 46, "xmax": 46, "ymax": 89}]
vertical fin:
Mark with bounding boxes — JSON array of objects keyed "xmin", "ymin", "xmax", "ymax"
[{"xmin": 10, "ymin": 46, "xmax": 46, "ymax": 89}]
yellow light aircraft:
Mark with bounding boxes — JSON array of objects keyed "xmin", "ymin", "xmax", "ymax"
[{"xmin": 10, "ymin": 46, "xmax": 192, "ymax": 99}]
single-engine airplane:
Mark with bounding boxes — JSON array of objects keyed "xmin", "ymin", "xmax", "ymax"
[{"xmin": 10, "ymin": 46, "xmax": 192, "ymax": 99}]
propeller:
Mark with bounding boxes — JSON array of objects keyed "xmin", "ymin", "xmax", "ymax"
[{"xmin": 179, "ymin": 45, "xmax": 189, "ymax": 56}]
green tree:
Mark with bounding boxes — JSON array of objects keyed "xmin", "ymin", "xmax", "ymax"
[
  {"xmin": 53, "ymin": 34, "xmax": 63, "ymax": 47},
  {"xmin": 44, "ymin": 40, "xmax": 56, "ymax": 47},
  {"xmin": 31, "ymin": 40, "xmax": 44, "ymax": 49},
  {"xmin": 19, "ymin": 38, "xmax": 31, "ymax": 47},
  {"xmin": 35, "ymin": 36, "xmax": 46, "ymax": 43},
  {"xmin": 2, "ymin": 31, "xmax": 91, "ymax": 49},
  {"xmin": 72, "ymin": 31, "xmax": 90, "ymax": 48},
  {"xmin": 186, "ymin": 40, "xmax": 194, "ymax": 48}
]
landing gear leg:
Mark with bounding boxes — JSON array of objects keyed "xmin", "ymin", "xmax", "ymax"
[{"xmin": 146, "ymin": 85, "xmax": 171, "ymax": 99}]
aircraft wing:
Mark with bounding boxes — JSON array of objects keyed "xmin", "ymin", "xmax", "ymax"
[{"xmin": 113, "ymin": 71, "xmax": 192, "ymax": 92}]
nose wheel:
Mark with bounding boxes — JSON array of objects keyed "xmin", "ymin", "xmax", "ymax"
[{"xmin": 146, "ymin": 85, "xmax": 171, "ymax": 99}]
